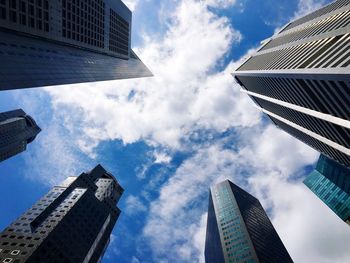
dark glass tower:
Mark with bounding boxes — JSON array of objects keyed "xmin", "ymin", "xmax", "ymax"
[
  {"xmin": 304, "ymin": 154, "xmax": 350, "ymax": 225},
  {"xmin": 0, "ymin": 109, "xmax": 41, "ymax": 162},
  {"xmin": 233, "ymin": 0, "xmax": 350, "ymax": 168},
  {"xmin": 0, "ymin": 0, "xmax": 152, "ymax": 90},
  {"xmin": 0, "ymin": 165, "xmax": 124, "ymax": 263},
  {"xmin": 205, "ymin": 180, "xmax": 293, "ymax": 263}
]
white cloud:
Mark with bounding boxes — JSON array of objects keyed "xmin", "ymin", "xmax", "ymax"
[
  {"xmin": 293, "ymin": 0, "xmax": 328, "ymax": 20},
  {"xmin": 125, "ymin": 195, "xmax": 148, "ymax": 215},
  {"xmin": 13, "ymin": 0, "xmax": 350, "ymax": 262},
  {"xmin": 205, "ymin": 0, "xmax": 237, "ymax": 8},
  {"xmin": 44, "ymin": 0, "xmax": 246, "ymax": 155},
  {"xmin": 123, "ymin": 0, "xmax": 139, "ymax": 11}
]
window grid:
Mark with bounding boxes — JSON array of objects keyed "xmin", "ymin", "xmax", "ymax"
[{"xmin": 62, "ymin": 0, "xmax": 105, "ymax": 48}]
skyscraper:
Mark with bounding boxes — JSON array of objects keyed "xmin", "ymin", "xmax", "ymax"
[
  {"xmin": 304, "ymin": 154, "xmax": 350, "ymax": 225},
  {"xmin": 205, "ymin": 180, "xmax": 293, "ymax": 263},
  {"xmin": 0, "ymin": 0, "xmax": 152, "ymax": 90},
  {"xmin": 0, "ymin": 109, "xmax": 41, "ymax": 162},
  {"xmin": 0, "ymin": 165, "xmax": 123, "ymax": 263},
  {"xmin": 233, "ymin": 0, "xmax": 350, "ymax": 168}
]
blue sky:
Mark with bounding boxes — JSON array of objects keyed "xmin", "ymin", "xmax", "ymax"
[{"xmin": 1, "ymin": 0, "xmax": 350, "ymax": 262}]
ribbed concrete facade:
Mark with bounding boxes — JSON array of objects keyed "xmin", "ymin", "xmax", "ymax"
[
  {"xmin": 233, "ymin": 0, "xmax": 350, "ymax": 168},
  {"xmin": 0, "ymin": 165, "xmax": 123, "ymax": 263},
  {"xmin": 0, "ymin": 0, "xmax": 152, "ymax": 90}
]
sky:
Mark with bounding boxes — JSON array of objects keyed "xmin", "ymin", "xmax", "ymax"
[{"xmin": 1, "ymin": 0, "xmax": 350, "ymax": 262}]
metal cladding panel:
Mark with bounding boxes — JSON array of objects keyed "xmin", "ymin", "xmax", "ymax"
[
  {"xmin": 228, "ymin": 182, "xmax": 294, "ymax": 263},
  {"xmin": 0, "ymin": 30, "xmax": 152, "ymax": 91},
  {"xmin": 304, "ymin": 155, "xmax": 350, "ymax": 224},
  {"xmin": 0, "ymin": 165, "xmax": 123, "ymax": 263},
  {"xmin": 204, "ymin": 193, "xmax": 225, "ymax": 263},
  {"xmin": 233, "ymin": 0, "xmax": 350, "ymax": 169}
]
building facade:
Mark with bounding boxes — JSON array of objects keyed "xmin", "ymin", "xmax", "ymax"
[
  {"xmin": 233, "ymin": 0, "xmax": 350, "ymax": 168},
  {"xmin": 205, "ymin": 180, "xmax": 293, "ymax": 263},
  {"xmin": 0, "ymin": 165, "xmax": 124, "ymax": 263},
  {"xmin": 304, "ymin": 154, "xmax": 350, "ymax": 225},
  {"xmin": 0, "ymin": 109, "xmax": 41, "ymax": 162},
  {"xmin": 0, "ymin": 0, "xmax": 152, "ymax": 90}
]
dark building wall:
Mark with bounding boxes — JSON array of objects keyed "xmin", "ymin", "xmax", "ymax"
[
  {"xmin": 0, "ymin": 165, "xmax": 123, "ymax": 263},
  {"xmin": 204, "ymin": 193, "xmax": 225, "ymax": 263},
  {"xmin": 229, "ymin": 182, "xmax": 293, "ymax": 263},
  {"xmin": 0, "ymin": 109, "xmax": 41, "ymax": 162},
  {"xmin": 0, "ymin": 0, "xmax": 152, "ymax": 91}
]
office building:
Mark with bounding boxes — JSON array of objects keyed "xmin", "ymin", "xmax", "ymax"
[
  {"xmin": 0, "ymin": 0, "xmax": 152, "ymax": 90},
  {"xmin": 233, "ymin": 0, "xmax": 350, "ymax": 167},
  {"xmin": 205, "ymin": 180, "xmax": 293, "ymax": 263},
  {"xmin": 0, "ymin": 164, "xmax": 124, "ymax": 263},
  {"xmin": 0, "ymin": 109, "xmax": 41, "ymax": 162},
  {"xmin": 304, "ymin": 154, "xmax": 350, "ymax": 225}
]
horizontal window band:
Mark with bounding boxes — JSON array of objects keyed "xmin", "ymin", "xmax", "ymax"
[
  {"xmin": 258, "ymin": 107, "xmax": 350, "ymax": 156},
  {"xmin": 241, "ymin": 88, "xmax": 350, "ymax": 130}
]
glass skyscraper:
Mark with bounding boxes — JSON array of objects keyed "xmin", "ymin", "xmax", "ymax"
[
  {"xmin": 233, "ymin": 0, "xmax": 350, "ymax": 168},
  {"xmin": 0, "ymin": 109, "xmax": 41, "ymax": 162},
  {"xmin": 205, "ymin": 180, "xmax": 293, "ymax": 263},
  {"xmin": 0, "ymin": 165, "xmax": 123, "ymax": 263},
  {"xmin": 0, "ymin": 0, "xmax": 152, "ymax": 90},
  {"xmin": 304, "ymin": 154, "xmax": 350, "ymax": 225}
]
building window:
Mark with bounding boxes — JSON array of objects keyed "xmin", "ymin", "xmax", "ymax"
[{"xmin": 109, "ymin": 8, "xmax": 129, "ymax": 56}]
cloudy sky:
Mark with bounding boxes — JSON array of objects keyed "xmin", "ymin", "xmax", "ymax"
[{"xmin": 1, "ymin": 0, "xmax": 350, "ymax": 262}]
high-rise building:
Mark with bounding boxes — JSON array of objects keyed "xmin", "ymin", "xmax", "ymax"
[
  {"xmin": 304, "ymin": 154, "xmax": 350, "ymax": 225},
  {"xmin": 204, "ymin": 180, "xmax": 293, "ymax": 263},
  {"xmin": 0, "ymin": 0, "xmax": 152, "ymax": 90},
  {"xmin": 0, "ymin": 109, "xmax": 41, "ymax": 162},
  {"xmin": 0, "ymin": 164, "xmax": 124, "ymax": 263},
  {"xmin": 233, "ymin": 0, "xmax": 350, "ymax": 168}
]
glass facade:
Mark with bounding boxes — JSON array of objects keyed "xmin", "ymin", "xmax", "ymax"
[
  {"xmin": 0, "ymin": 109, "xmax": 41, "ymax": 162},
  {"xmin": 213, "ymin": 181, "xmax": 258, "ymax": 263},
  {"xmin": 205, "ymin": 180, "xmax": 293, "ymax": 263},
  {"xmin": 304, "ymin": 155, "xmax": 350, "ymax": 225},
  {"xmin": 0, "ymin": 0, "xmax": 152, "ymax": 91}
]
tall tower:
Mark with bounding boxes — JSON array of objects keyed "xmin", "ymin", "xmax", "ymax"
[
  {"xmin": 0, "ymin": 109, "xmax": 41, "ymax": 162},
  {"xmin": 205, "ymin": 180, "xmax": 293, "ymax": 263},
  {"xmin": 0, "ymin": 165, "xmax": 124, "ymax": 263},
  {"xmin": 304, "ymin": 154, "xmax": 350, "ymax": 225},
  {"xmin": 233, "ymin": 0, "xmax": 350, "ymax": 168},
  {"xmin": 0, "ymin": 0, "xmax": 152, "ymax": 90}
]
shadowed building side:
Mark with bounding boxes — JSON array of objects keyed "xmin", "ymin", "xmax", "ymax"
[
  {"xmin": 0, "ymin": 109, "xmax": 41, "ymax": 162},
  {"xmin": 0, "ymin": 165, "xmax": 124, "ymax": 263},
  {"xmin": 0, "ymin": 0, "xmax": 152, "ymax": 90}
]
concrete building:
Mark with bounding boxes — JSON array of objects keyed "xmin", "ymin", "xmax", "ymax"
[
  {"xmin": 0, "ymin": 165, "xmax": 123, "ymax": 263},
  {"xmin": 233, "ymin": 0, "xmax": 350, "ymax": 168}
]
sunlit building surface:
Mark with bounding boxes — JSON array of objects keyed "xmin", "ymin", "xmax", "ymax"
[
  {"xmin": 233, "ymin": 0, "xmax": 350, "ymax": 168},
  {"xmin": 204, "ymin": 180, "xmax": 293, "ymax": 263}
]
